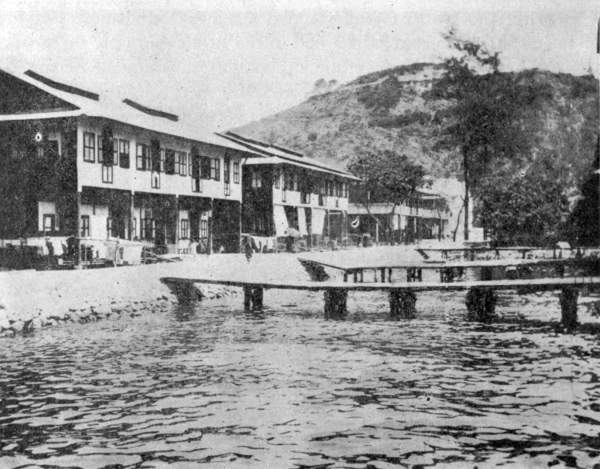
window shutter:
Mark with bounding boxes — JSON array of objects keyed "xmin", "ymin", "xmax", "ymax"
[
  {"xmin": 102, "ymin": 127, "xmax": 113, "ymax": 166},
  {"xmin": 201, "ymin": 156, "xmax": 210, "ymax": 179},
  {"xmin": 191, "ymin": 147, "xmax": 200, "ymax": 176},
  {"xmin": 165, "ymin": 150, "xmax": 175, "ymax": 175},
  {"xmin": 151, "ymin": 139, "xmax": 161, "ymax": 172}
]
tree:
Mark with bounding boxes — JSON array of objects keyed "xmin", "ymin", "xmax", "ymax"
[
  {"xmin": 477, "ymin": 159, "xmax": 569, "ymax": 245},
  {"xmin": 348, "ymin": 150, "xmax": 425, "ymax": 242},
  {"xmin": 431, "ymin": 29, "xmax": 535, "ymax": 240}
]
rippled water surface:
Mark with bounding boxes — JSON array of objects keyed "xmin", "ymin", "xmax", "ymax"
[{"xmin": 2, "ymin": 290, "xmax": 600, "ymax": 468}]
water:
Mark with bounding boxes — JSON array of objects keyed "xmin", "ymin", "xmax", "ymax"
[{"xmin": 2, "ymin": 290, "xmax": 600, "ymax": 468}]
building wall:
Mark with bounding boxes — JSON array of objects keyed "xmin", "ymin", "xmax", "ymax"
[{"xmin": 76, "ymin": 117, "xmax": 242, "ymax": 202}]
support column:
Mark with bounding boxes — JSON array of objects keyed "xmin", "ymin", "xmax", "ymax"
[
  {"xmin": 324, "ymin": 289, "xmax": 347, "ymax": 318},
  {"xmin": 175, "ymin": 195, "xmax": 180, "ymax": 251},
  {"xmin": 76, "ymin": 191, "xmax": 82, "ymax": 264},
  {"xmin": 466, "ymin": 287, "xmax": 496, "ymax": 322},
  {"xmin": 243, "ymin": 286, "xmax": 264, "ymax": 311},
  {"xmin": 559, "ymin": 286, "xmax": 578, "ymax": 331},
  {"xmin": 129, "ymin": 191, "xmax": 135, "ymax": 240},
  {"xmin": 389, "ymin": 289, "xmax": 416, "ymax": 319},
  {"xmin": 208, "ymin": 198, "xmax": 214, "ymax": 254}
]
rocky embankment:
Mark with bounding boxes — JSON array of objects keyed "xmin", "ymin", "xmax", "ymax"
[{"xmin": 0, "ymin": 252, "xmax": 310, "ymax": 336}]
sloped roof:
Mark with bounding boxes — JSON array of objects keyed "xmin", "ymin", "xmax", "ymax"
[
  {"xmin": 0, "ymin": 65, "xmax": 257, "ymax": 155},
  {"xmin": 217, "ymin": 131, "xmax": 359, "ymax": 180}
]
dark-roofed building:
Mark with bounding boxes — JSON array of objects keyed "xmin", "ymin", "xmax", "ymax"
[
  {"xmin": 0, "ymin": 66, "xmax": 251, "ymax": 263},
  {"xmin": 218, "ymin": 131, "xmax": 359, "ymax": 251}
]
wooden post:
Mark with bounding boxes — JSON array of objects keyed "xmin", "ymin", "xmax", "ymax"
[
  {"xmin": 559, "ymin": 286, "xmax": 578, "ymax": 331},
  {"xmin": 324, "ymin": 289, "xmax": 347, "ymax": 318},
  {"xmin": 164, "ymin": 280, "xmax": 201, "ymax": 304},
  {"xmin": 129, "ymin": 191, "xmax": 135, "ymax": 240},
  {"xmin": 243, "ymin": 286, "xmax": 264, "ymax": 311},
  {"xmin": 76, "ymin": 191, "xmax": 82, "ymax": 265},
  {"xmin": 466, "ymin": 287, "xmax": 496, "ymax": 322},
  {"xmin": 389, "ymin": 289, "xmax": 416, "ymax": 319},
  {"xmin": 175, "ymin": 195, "xmax": 180, "ymax": 252}
]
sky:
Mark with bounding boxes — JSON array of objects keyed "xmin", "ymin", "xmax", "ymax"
[{"xmin": 0, "ymin": 0, "xmax": 598, "ymax": 133}]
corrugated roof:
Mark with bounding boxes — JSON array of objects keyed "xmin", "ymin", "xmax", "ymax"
[
  {"xmin": 243, "ymin": 155, "xmax": 359, "ymax": 179},
  {"xmin": 218, "ymin": 131, "xmax": 358, "ymax": 180},
  {"xmin": 0, "ymin": 65, "xmax": 259, "ymax": 156}
]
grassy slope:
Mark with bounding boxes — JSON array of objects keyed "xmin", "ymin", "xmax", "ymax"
[{"xmin": 234, "ymin": 63, "xmax": 598, "ymax": 192}]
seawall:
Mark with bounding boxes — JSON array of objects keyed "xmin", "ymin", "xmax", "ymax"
[{"xmin": 0, "ymin": 252, "xmax": 310, "ymax": 336}]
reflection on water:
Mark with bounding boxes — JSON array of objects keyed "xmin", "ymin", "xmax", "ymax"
[{"xmin": 2, "ymin": 290, "xmax": 600, "ymax": 468}]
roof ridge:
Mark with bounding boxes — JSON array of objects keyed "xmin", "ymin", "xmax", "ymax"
[{"xmin": 24, "ymin": 69, "xmax": 99, "ymax": 101}]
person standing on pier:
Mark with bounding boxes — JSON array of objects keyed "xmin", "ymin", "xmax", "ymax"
[{"xmin": 243, "ymin": 236, "xmax": 254, "ymax": 263}]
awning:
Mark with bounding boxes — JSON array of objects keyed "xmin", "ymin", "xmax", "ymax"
[
  {"xmin": 298, "ymin": 207, "xmax": 308, "ymax": 236},
  {"xmin": 312, "ymin": 208, "xmax": 326, "ymax": 236},
  {"xmin": 273, "ymin": 205, "xmax": 289, "ymax": 237}
]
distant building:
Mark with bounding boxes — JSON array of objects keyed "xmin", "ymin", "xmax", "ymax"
[
  {"xmin": 218, "ymin": 132, "xmax": 359, "ymax": 251},
  {"xmin": 0, "ymin": 67, "xmax": 252, "ymax": 258},
  {"xmin": 347, "ymin": 188, "xmax": 451, "ymax": 244}
]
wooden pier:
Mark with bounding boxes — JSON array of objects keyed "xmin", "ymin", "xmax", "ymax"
[{"xmin": 161, "ymin": 275, "xmax": 600, "ymax": 329}]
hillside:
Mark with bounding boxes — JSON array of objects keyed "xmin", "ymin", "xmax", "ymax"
[{"xmin": 234, "ymin": 63, "xmax": 599, "ymax": 190}]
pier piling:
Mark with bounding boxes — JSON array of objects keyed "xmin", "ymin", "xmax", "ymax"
[
  {"xmin": 389, "ymin": 289, "xmax": 416, "ymax": 319},
  {"xmin": 244, "ymin": 286, "xmax": 264, "ymax": 311},
  {"xmin": 466, "ymin": 287, "xmax": 496, "ymax": 322},
  {"xmin": 324, "ymin": 290, "xmax": 347, "ymax": 318},
  {"xmin": 559, "ymin": 286, "xmax": 578, "ymax": 331},
  {"xmin": 164, "ymin": 280, "xmax": 202, "ymax": 304}
]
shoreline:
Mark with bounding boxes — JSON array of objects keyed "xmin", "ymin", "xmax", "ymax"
[
  {"xmin": 3, "ymin": 245, "xmax": 600, "ymax": 337},
  {"xmin": 0, "ymin": 251, "xmax": 313, "ymax": 336}
]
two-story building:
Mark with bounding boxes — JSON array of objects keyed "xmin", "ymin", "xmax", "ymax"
[
  {"xmin": 0, "ymin": 66, "xmax": 250, "ymax": 260},
  {"xmin": 218, "ymin": 132, "xmax": 359, "ymax": 251},
  {"xmin": 347, "ymin": 187, "xmax": 451, "ymax": 244}
]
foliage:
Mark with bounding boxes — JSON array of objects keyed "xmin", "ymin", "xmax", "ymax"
[
  {"xmin": 369, "ymin": 111, "xmax": 431, "ymax": 128},
  {"xmin": 356, "ymin": 75, "xmax": 404, "ymax": 113},
  {"xmin": 430, "ymin": 29, "xmax": 559, "ymax": 239},
  {"xmin": 565, "ymin": 139, "xmax": 600, "ymax": 245},
  {"xmin": 348, "ymin": 150, "xmax": 425, "ymax": 205},
  {"xmin": 477, "ymin": 159, "xmax": 569, "ymax": 245}
]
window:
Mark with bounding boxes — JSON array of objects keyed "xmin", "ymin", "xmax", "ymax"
[
  {"xmin": 97, "ymin": 135, "xmax": 103, "ymax": 163},
  {"xmin": 112, "ymin": 139, "xmax": 119, "ymax": 167},
  {"xmin": 210, "ymin": 158, "xmax": 220, "ymax": 180},
  {"xmin": 80, "ymin": 215, "xmax": 90, "ymax": 237},
  {"xmin": 150, "ymin": 140, "xmax": 161, "ymax": 172},
  {"xmin": 165, "ymin": 149, "xmax": 175, "ymax": 174},
  {"xmin": 293, "ymin": 173, "xmax": 299, "ymax": 191},
  {"xmin": 160, "ymin": 149, "xmax": 166, "ymax": 173},
  {"xmin": 83, "ymin": 132, "xmax": 95, "ymax": 162},
  {"xmin": 151, "ymin": 171, "xmax": 160, "ymax": 189},
  {"xmin": 224, "ymin": 156, "xmax": 231, "ymax": 183},
  {"xmin": 233, "ymin": 161, "xmax": 240, "ymax": 183},
  {"xmin": 178, "ymin": 152, "xmax": 187, "ymax": 176},
  {"xmin": 191, "ymin": 153, "xmax": 201, "ymax": 192},
  {"xmin": 251, "ymin": 169, "xmax": 262, "ymax": 188},
  {"xmin": 106, "ymin": 217, "xmax": 113, "ymax": 237},
  {"xmin": 224, "ymin": 157, "xmax": 231, "ymax": 196},
  {"xmin": 102, "ymin": 165, "xmax": 113, "ymax": 183},
  {"xmin": 200, "ymin": 156, "xmax": 210, "ymax": 179},
  {"xmin": 119, "ymin": 139, "xmax": 130, "ymax": 168},
  {"xmin": 43, "ymin": 214, "xmax": 55, "ymax": 232},
  {"xmin": 180, "ymin": 219, "xmax": 189, "ymax": 239},
  {"xmin": 200, "ymin": 219, "xmax": 208, "ymax": 238},
  {"xmin": 136, "ymin": 143, "xmax": 149, "ymax": 170},
  {"xmin": 273, "ymin": 168, "xmax": 280, "ymax": 188}
]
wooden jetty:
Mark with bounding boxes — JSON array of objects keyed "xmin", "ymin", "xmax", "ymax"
[
  {"xmin": 161, "ymin": 274, "xmax": 600, "ymax": 330},
  {"xmin": 298, "ymin": 256, "xmax": 591, "ymax": 284}
]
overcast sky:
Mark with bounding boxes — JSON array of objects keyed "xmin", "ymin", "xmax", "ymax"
[{"xmin": 1, "ymin": 0, "xmax": 598, "ymax": 133}]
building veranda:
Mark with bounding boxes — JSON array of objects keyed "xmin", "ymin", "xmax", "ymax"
[{"xmin": 0, "ymin": 67, "xmax": 250, "ymax": 265}]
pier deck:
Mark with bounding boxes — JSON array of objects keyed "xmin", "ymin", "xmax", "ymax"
[{"xmin": 161, "ymin": 275, "xmax": 600, "ymax": 329}]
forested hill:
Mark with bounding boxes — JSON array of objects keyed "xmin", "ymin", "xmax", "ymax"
[{"xmin": 234, "ymin": 63, "xmax": 598, "ymax": 190}]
